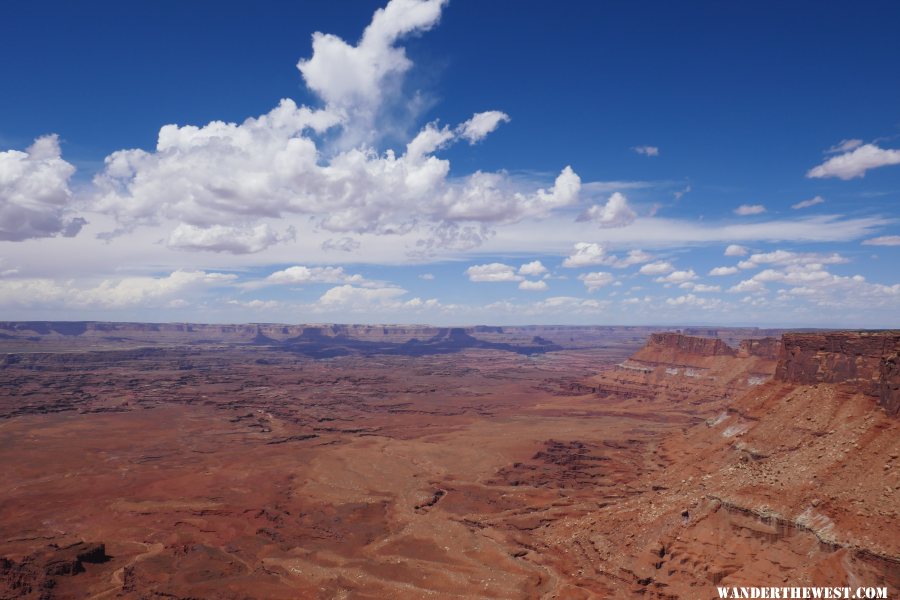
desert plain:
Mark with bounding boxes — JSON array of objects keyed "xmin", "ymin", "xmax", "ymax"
[{"xmin": 0, "ymin": 322, "xmax": 897, "ymax": 599}]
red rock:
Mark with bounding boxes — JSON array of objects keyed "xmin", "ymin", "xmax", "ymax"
[{"xmin": 775, "ymin": 331, "xmax": 900, "ymax": 415}]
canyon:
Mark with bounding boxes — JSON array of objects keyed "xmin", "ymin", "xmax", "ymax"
[{"xmin": 0, "ymin": 322, "xmax": 897, "ymax": 599}]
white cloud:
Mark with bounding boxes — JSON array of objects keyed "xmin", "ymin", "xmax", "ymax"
[
  {"xmin": 0, "ymin": 135, "xmax": 83, "ymax": 241},
  {"xmin": 709, "ymin": 266, "xmax": 739, "ymax": 276},
  {"xmin": 724, "ymin": 244, "xmax": 749, "ymax": 256},
  {"xmin": 227, "ymin": 298, "xmax": 281, "ymax": 310},
  {"xmin": 465, "ymin": 262, "xmax": 522, "ymax": 282},
  {"xmin": 433, "ymin": 165, "xmax": 581, "ymax": 224},
  {"xmin": 88, "ymin": 0, "xmax": 580, "ymax": 253},
  {"xmin": 729, "ymin": 279, "xmax": 767, "ymax": 294},
  {"xmin": 0, "ymin": 270, "xmax": 235, "ymax": 309},
  {"xmin": 665, "ymin": 294, "xmax": 723, "ymax": 309},
  {"xmin": 680, "ymin": 282, "xmax": 720, "ymax": 292},
  {"xmin": 167, "ymin": 223, "xmax": 294, "ymax": 254},
  {"xmin": 527, "ymin": 296, "xmax": 610, "ymax": 314},
  {"xmin": 562, "ymin": 242, "xmax": 607, "ymax": 268},
  {"xmin": 608, "ymin": 249, "xmax": 653, "ymax": 268},
  {"xmin": 791, "ymin": 195, "xmax": 824, "ymax": 210},
  {"xmin": 655, "ymin": 269, "xmax": 697, "ymax": 284},
  {"xmin": 562, "ymin": 243, "xmax": 652, "ymax": 269},
  {"xmin": 313, "ymin": 284, "xmax": 440, "ymax": 313},
  {"xmin": 727, "ymin": 262, "xmax": 900, "ymax": 310},
  {"xmin": 736, "ymin": 249, "xmax": 847, "ymax": 270},
  {"xmin": 419, "ymin": 273, "xmax": 435, "ymax": 280},
  {"xmin": 296, "ymin": 0, "xmax": 447, "ymax": 144},
  {"xmin": 807, "ymin": 143, "xmax": 900, "ymax": 179},
  {"xmin": 518, "ymin": 279, "xmax": 548, "ymax": 291},
  {"xmin": 639, "ymin": 261, "xmax": 675, "ymax": 276},
  {"xmin": 826, "ymin": 139, "xmax": 862, "ymax": 154},
  {"xmin": 632, "ymin": 146, "xmax": 659, "ymax": 157},
  {"xmin": 578, "ymin": 192, "xmax": 636, "ymax": 228},
  {"xmin": 734, "ymin": 204, "xmax": 766, "ymax": 216},
  {"xmin": 457, "ymin": 111, "xmax": 510, "ymax": 143},
  {"xmin": 518, "ymin": 260, "xmax": 547, "ymax": 276},
  {"xmin": 862, "ymin": 235, "xmax": 900, "ymax": 246},
  {"xmin": 264, "ymin": 265, "xmax": 370, "ymax": 286},
  {"xmin": 318, "ymin": 284, "xmax": 407, "ymax": 308},
  {"xmin": 578, "ymin": 271, "xmax": 614, "ymax": 291}
]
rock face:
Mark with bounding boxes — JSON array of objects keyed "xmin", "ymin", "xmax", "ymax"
[
  {"xmin": 775, "ymin": 331, "xmax": 900, "ymax": 415},
  {"xmin": 737, "ymin": 337, "xmax": 780, "ymax": 360},
  {"xmin": 0, "ymin": 542, "xmax": 107, "ymax": 597},
  {"xmin": 636, "ymin": 333, "xmax": 737, "ymax": 362},
  {"xmin": 592, "ymin": 333, "xmax": 780, "ymax": 418}
]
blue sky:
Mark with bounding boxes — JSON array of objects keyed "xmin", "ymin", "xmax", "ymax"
[{"xmin": 1, "ymin": 0, "xmax": 899, "ymax": 326}]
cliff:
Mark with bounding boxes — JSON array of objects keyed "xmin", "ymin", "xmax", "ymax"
[
  {"xmin": 632, "ymin": 333, "xmax": 736, "ymax": 365},
  {"xmin": 774, "ymin": 331, "xmax": 900, "ymax": 416},
  {"xmin": 737, "ymin": 337, "xmax": 780, "ymax": 360}
]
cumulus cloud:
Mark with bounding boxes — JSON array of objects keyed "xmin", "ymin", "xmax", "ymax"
[
  {"xmin": 655, "ymin": 269, "xmax": 697, "ymax": 284},
  {"xmin": 562, "ymin": 242, "xmax": 606, "ymax": 268},
  {"xmin": 578, "ymin": 271, "xmax": 614, "ymax": 291},
  {"xmin": 0, "ymin": 135, "xmax": 83, "ymax": 242},
  {"xmin": 807, "ymin": 143, "xmax": 900, "ymax": 179},
  {"xmin": 167, "ymin": 223, "xmax": 294, "ymax": 254},
  {"xmin": 736, "ymin": 249, "xmax": 847, "ymax": 270},
  {"xmin": 457, "ymin": 111, "xmax": 510, "ymax": 143},
  {"xmin": 632, "ymin": 146, "xmax": 659, "ymax": 157},
  {"xmin": 727, "ymin": 261, "xmax": 900, "ymax": 310},
  {"xmin": 0, "ymin": 270, "xmax": 235, "ymax": 309},
  {"xmin": 611, "ymin": 249, "xmax": 653, "ymax": 268},
  {"xmin": 862, "ymin": 235, "xmax": 900, "ymax": 246},
  {"xmin": 728, "ymin": 279, "xmax": 767, "ymax": 294},
  {"xmin": 639, "ymin": 261, "xmax": 675, "ymax": 276},
  {"xmin": 562, "ymin": 243, "xmax": 652, "ymax": 269},
  {"xmin": 314, "ymin": 284, "xmax": 439, "ymax": 313},
  {"xmin": 296, "ymin": 0, "xmax": 447, "ymax": 143},
  {"xmin": 89, "ymin": 0, "xmax": 579, "ymax": 253},
  {"xmin": 518, "ymin": 279, "xmax": 548, "ymax": 291},
  {"xmin": 518, "ymin": 260, "xmax": 547, "ymax": 277},
  {"xmin": 318, "ymin": 284, "xmax": 407, "ymax": 307},
  {"xmin": 709, "ymin": 266, "xmax": 739, "ymax": 276},
  {"xmin": 465, "ymin": 262, "xmax": 521, "ymax": 282},
  {"xmin": 685, "ymin": 283, "xmax": 721, "ymax": 292},
  {"xmin": 578, "ymin": 192, "xmax": 636, "ymax": 227},
  {"xmin": 734, "ymin": 204, "xmax": 766, "ymax": 216},
  {"xmin": 724, "ymin": 244, "xmax": 749, "ymax": 256},
  {"xmin": 432, "ymin": 165, "xmax": 580, "ymax": 225},
  {"xmin": 791, "ymin": 195, "xmax": 824, "ymax": 210},
  {"xmin": 227, "ymin": 299, "xmax": 280, "ymax": 310},
  {"xmin": 665, "ymin": 294, "xmax": 723, "ymax": 309},
  {"xmin": 270, "ymin": 266, "xmax": 360, "ymax": 284},
  {"xmin": 524, "ymin": 296, "xmax": 609, "ymax": 314}
]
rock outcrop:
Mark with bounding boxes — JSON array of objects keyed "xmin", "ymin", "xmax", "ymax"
[
  {"xmin": 0, "ymin": 542, "xmax": 107, "ymax": 597},
  {"xmin": 737, "ymin": 337, "xmax": 780, "ymax": 359},
  {"xmin": 590, "ymin": 333, "xmax": 781, "ymax": 418},
  {"xmin": 640, "ymin": 333, "xmax": 737, "ymax": 358},
  {"xmin": 775, "ymin": 331, "xmax": 900, "ymax": 415}
]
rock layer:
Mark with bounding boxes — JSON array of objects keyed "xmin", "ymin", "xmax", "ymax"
[{"xmin": 775, "ymin": 331, "xmax": 900, "ymax": 415}]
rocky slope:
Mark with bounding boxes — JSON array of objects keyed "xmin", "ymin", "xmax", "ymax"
[
  {"xmin": 586, "ymin": 333, "xmax": 780, "ymax": 420},
  {"xmin": 560, "ymin": 330, "xmax": 900, "ymax": 596}
]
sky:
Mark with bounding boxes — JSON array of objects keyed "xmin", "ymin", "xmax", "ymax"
[{"xmin": 1, "ymin": 0, "xmax": 899, "ymax": 327}]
